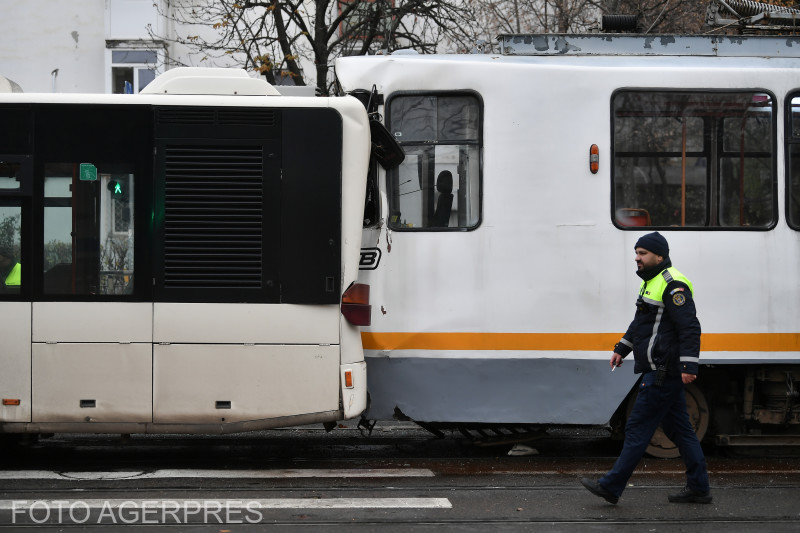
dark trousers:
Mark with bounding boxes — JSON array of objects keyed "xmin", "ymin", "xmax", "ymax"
[{"xmin": 599, "ymin": 372, "xmax": 710, "ymax": 497}]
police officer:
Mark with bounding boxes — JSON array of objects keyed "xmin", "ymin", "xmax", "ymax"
[{"xmin": 581, "ymin": 232, "xmax": 711, "ymax": 504}]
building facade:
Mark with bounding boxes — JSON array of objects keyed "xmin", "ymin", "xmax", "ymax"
[{"xmin": 1, "ymin": 0, "xmax": 168, "ymax": 94}]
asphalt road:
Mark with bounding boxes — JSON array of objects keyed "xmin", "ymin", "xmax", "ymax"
[{"xmin": 1, "ymin": 423, "xmax": 799, "ymax": 531}]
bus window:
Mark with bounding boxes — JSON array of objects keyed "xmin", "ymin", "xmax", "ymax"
[
  {"xmin": 786, "ymin": 94, "xmax": 800, "ymax": 230},
  {"xmin": 0, "ymin": 161, "xmax": 22, "ymax": 190},
  {"xmin": 43, "ymin": 164, "xmax": 135, "ymax": 295},
  {"xmin": 0, "ymin": 204, "xmax": 21, "ymax": 295},
  {"xmin": 0, "ymin": 107, "xmax": 32, "ymax": 156},
  {"xmin": 34, "ymin": 104, "xmax": 149, "ymax": 298},
  {"xmin": 386, "ymin": 93, "xmax": 481, "ymax": 230},
  {"xmin": 612, "ymin": 91, "xmax": 775, "ymax": 229}
]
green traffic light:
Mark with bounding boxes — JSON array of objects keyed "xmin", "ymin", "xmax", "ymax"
[{"xmin": 114, "ymin": 182, "xmax": 122, "ymax": 195}]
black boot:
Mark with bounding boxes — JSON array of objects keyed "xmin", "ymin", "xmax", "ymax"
[{"xmin": 580, "ymin": 478, "xmax": 619, "ymax": 504}]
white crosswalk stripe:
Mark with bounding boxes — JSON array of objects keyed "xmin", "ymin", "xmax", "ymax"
[
  {"xmin": 0, "ymin": 497, "xmax": 453, "ymax": 511},
  {"xmin": 0, "ymin": 467, "xmax": 451, "ymax": 523},
  {"xmin": 0, "ymin": 468, "xmax": 435, "ymax": 480}
]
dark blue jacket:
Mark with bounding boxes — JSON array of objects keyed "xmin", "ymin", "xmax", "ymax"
[{"xmin": 615, "ymin": 258, "xmax": 701, "ymax": 376}]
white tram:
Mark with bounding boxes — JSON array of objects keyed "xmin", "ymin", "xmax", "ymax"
[
  {"xmin": 337, "ymin": 35, "xmax": 800, "ymax": 455},
  {"xmin": 0, "ymin": 68, "xmax": 371, "ymax": 435}
]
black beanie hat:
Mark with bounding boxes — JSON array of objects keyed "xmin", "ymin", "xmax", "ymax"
[{"xmin": 635, "ymin": 232, "xmax": 669, "ymax": 258}]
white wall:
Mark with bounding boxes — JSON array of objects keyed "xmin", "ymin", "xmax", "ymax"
[
  {"xmin": 0, "ymin": 0, "xmax": 161, "ymax": 93},
  {"xmin": 107, "ymin": 0, "xmax": 162, "ymax": 39}
]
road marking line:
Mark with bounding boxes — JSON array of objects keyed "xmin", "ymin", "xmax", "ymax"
[
  {"xmin": 0, "ymin": 468, "xmax": 434, "ymax": 481},
  {"xmin": 0, "ymin": 497, "xmax": 452, "ymax": 510}
]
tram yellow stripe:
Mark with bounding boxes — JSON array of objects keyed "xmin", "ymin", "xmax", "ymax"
[{"xmin": 361, "ymin": 332, "xmax": 800, "ymax": 352}]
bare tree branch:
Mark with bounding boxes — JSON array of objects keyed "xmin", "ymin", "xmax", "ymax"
[{"xmin": 151, "ymin": 0, "xmax": 476, "ymax": 95}]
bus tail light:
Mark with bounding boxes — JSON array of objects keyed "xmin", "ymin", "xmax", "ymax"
[{"xmin": 341, "ymin": 283, "xmax": 371, "ymax": 326}]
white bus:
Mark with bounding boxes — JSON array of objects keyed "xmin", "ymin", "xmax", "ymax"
[
  {"xmin": 336, "ymin": 34, "xmax": 800, "ymax": 456},
  {"xmin": 0, "ymin": 68, "xmax": 371, "ymax": 436}
]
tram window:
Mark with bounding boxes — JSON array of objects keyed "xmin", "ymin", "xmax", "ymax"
[
  {"xmin": 386, "ymin": 93, "xmax": 481, "ymax": 230},
  {"xmin": 785, "ymin": 95, "xmax": 800, "ymax": 230},
  {"xmin": 43, "ymin": 164, "xmax": 135, "ymax": 296},
  {"xmin": 612, "ymin": 91, "xmax": 776, "ymax": 229},
  {"xmin": 0, "ymin": 205, "xmax": 21, "ymax": 295}
]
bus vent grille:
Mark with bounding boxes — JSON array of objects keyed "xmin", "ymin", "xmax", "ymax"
[
  {"xmin": 157, "ymin": 108, "xmax": 215, "ymax": 124},
  {"xmin": 157, "ymin": 108, "xmax": 277, "ymax": 126},
  {"xmin": 219, "ymin": 109, "xmax": 277, "ymax": 126},
  {"xmin": 162, "ymin": 145, "xmax": 263, "ymax": 289}
]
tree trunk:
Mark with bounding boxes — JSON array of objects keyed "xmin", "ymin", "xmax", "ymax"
[{"xmin": 272, "ymin": 0, "xmax": 306, "ymax": 86}]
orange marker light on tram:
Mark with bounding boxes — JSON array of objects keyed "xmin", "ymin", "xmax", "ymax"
[
  {"xmin": 2, "ymin": 399, "xmax": 20, "ymax": 406},
  {"xmin": 589, "ymin": 144, "xmax": 599, "ymax": 174}
]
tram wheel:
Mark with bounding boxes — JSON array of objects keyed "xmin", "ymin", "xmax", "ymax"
[{"xmin": 624, "ymin": 382, "xmax": 709, "ymax": 459}]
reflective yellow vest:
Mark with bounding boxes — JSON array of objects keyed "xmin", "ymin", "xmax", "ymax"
[
  {"xmin": 640, "ymin": 266, "xmax": 693, "ymax": 306},
  {"xmin": 4, "ymin": 262, "xmax": 20, "ymax": 287}
]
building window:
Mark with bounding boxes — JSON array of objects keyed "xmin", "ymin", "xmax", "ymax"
[
  {"xmin": 271, "ymin": 69, "xmax": 304, "ymax": 87},
  {"xmin": 612, "ymin": 91, "xmax": 775, "ymax": 229},
  {"xmin": 386, "ymin": 93, "xmax": 482, "ymax": 230},
  {"xmin": 110, "ymin": 50, "xmax": 157, "ymax": 94}
]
